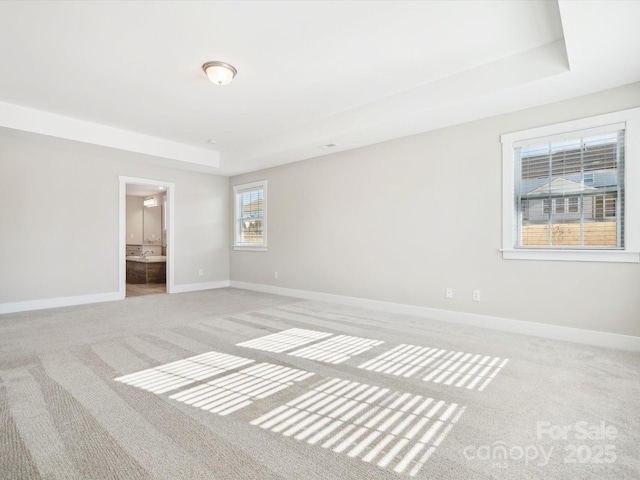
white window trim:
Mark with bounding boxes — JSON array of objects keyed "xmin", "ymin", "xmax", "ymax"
[
  {"xmin": 501, "ymin": 107, "xmax": 640, "ymax": 263},
  {"xmin": 233, "ymin": 180, "xmax": 267, "ymax": 251}
]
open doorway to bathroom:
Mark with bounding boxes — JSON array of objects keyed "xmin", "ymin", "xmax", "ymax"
[{"xmin": 119, "ymin": 176, "xmax": 175, "ymax": 298}]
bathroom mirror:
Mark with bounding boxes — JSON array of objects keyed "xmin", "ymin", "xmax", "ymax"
[{"xmin": 143, "ymin": 205, "xmax": 162, "ymax": 243}]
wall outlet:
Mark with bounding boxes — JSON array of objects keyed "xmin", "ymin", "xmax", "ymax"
[
  {"xmin": 198, "ymin": 269, "xmax": 204, "ymax": 277},
  {"xmin": 445, "ymin": 288, "xmax": 453, "ymax": 298},
  {"xmin": 273, "ymin": 271, "xmax": 279, "ymax": 279},
  {"xmin": 472, "ymin": 290, "xmax": 481, "ymax": 302}
]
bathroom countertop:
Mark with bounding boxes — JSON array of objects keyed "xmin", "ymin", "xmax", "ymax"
[{"xmin": 126, "ymin": 256, "xmax": 166, "ymax": 263}]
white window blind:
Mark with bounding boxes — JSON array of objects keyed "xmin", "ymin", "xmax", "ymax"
[
  {"xmin": 514, "ymin": 126, "xmax": 625, "ymax": 249},
  {"xmin": 233, "ymin": 181, "xmax": 267, "ymax": 250}
]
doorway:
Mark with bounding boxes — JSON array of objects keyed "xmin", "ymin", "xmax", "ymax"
[{"xmin": 119, "ymin": 176, "xmax": 175, "ymax": 298}]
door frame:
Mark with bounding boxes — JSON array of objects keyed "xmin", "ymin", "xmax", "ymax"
[{"xmin": 119, "ymin": 176, "xmax": 176, "ymax": 297}]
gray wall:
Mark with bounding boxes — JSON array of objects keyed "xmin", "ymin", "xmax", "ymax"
[
  {"xmin": 230, "ymin": 82, "xmax": 640, "ymax": 337},
  {"xmin": 0, "ymin": 129, "xmax": 229, "ymax": 303}
]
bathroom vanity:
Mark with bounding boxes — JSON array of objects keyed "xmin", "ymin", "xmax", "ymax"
[
  {"xmin": 126, "ymin": 256, "xmax": 166, "ymax": 284},
  {"xmin": 125, "ymin": 193, "xmax": 167, "ymax": 285}
]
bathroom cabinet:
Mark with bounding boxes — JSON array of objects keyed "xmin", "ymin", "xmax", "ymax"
[{"xmin": 126, "ymin": 259, "xmax": 166, "ymax": 284}]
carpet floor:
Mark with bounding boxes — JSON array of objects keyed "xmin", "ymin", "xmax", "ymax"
[{"xmin": 0, "ymin": 287, "xmax": 638, "ymax": 479}]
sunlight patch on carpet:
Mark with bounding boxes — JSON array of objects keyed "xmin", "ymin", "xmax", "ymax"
[
  {"xmin": 114, "ymin": 351, "xmax": 254, "ymax": 394},
  {"xmin": 169, "ymin": 363, "xmax": 314, "ymax": 416},
  {"xmin": 358, "ymin": 344, "xmax": 508, "ymax": 391},
  {"xmin": 236, "ymin": 328, "xmax": 332, "ymax": 353},
  {"xmin": 287, "ymin": 335, "xmax": 384, "ymax": 364},
  {"xmin": 238, "ymin": 329, "xmax": 384, "ymax": 364},
  {"xmin": 115, "ymin": 351, "xmax": 314, "ymax": 416},
  {"xmin": 251, "ymin": 377, "xmax": 465, "ymax": 476}
]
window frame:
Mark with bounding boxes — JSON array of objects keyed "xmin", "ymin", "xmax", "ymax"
[
  {"xmin": 554, "ymin": 197, "xmax": 566, "ymax": 214},
  {"xmin": 501, "ymin": 107, "xmax": 640, "ymax": 263},
  {"xmin": 233, "ymin": 180, "xmax": 267, "ymax": 251},
  {"xmin": 547, "ymin": 197, "xmax": 580, "ymax": 215},
  {"xmin": 567, "ymin": 197, "xmax": 579, "ymax": 214}
]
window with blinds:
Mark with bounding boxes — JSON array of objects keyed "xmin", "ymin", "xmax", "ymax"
[
  {"xmin": 502, "ymin": 107, "xmax": 639, "ymax": 263},
  {"xmin": 233, "ymin": 181, "xmax": 267, "ymax": 250},
  {"xmin": 514, "ymin": 126, "xmax": 625, "ymax": 250}
]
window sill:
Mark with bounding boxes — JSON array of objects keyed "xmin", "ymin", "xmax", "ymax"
[
  {"xmin": 502, "ymin": 249, "xmax": 639, "ymax": 263},
  {"xmin": 233, "ymin": 245, "xmax": 267, "ymax": 252}
]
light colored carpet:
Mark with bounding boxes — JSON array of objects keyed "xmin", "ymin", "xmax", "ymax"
[{"xmin": 0, "ymin": 287, "xmax": 638, "ymax": 479}]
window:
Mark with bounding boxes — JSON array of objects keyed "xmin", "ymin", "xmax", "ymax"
[
  {"xmin": 233, "ymin": 181, "xmax": 267, "ymax": 251},
  {"xmin": 593, "ymin": 194, "xmax": 616, "ymax": 218},
  {"xmin": 502, "ymin": 107, "xmax": 640, "ymax": 263},
  {"xmin": 516, "ymin": 127, "xmax": 625, "ymax": 250},
  {"xmin": 568, "ymin": 197, "xmax": 579, "ymax": 213},
  {"xmin": 548, "ymin": 197, "xmax": 580, "ymax": 215}
]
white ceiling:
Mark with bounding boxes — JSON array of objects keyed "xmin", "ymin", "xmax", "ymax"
[{"xmin": 0, "ymin": 1, "xmax": 638, "ymax": 176}]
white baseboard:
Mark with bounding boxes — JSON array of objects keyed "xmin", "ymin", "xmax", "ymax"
[
  {"xmin": 0, "ymin": 280, "xmax": 231, "ymax": 314},
  {"xmin": 0, "ymin": 291, "xmax": 123, "ymax": 315},
  {"xmin": 171, "ymin": 280, "xmax": 230, "ymax": 294},
  {"xmin": 230, "ymin": 281, "xmax": 640, "ymax": 352},
  {"xmin": 4, "ymin": 280, "xmax": 637, "ymax": 352}
]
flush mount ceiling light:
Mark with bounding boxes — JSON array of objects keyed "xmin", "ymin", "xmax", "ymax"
[
  {"xmin": 143, "ymin": 196, "xmax": 157, "ymax": 208},
  {"xmin": 202, "ymin": 61, "xmax": 237, "ymax": 86}
]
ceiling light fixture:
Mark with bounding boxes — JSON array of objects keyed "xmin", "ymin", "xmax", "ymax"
[
  {"xmin": 143, "ymin": 196, "xmax": 157, "ymax": 208},
  {"xmin": 202, "ymin": 61, "xmax": 237, "ymax": 86}
]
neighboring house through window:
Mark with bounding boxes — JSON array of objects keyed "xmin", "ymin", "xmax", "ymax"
[
  {"xmin": 501, "ymin": 107, "xmax": 640, "ymax": 263},
  {"xmin": 233, "ymin": 180, "xmax": 267, "ymax": 251}
]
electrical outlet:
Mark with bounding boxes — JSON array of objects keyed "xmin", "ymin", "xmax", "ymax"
[
  {"xmin": 472, "ymin": 290, "xmax": 481, "ymax": 302},
  {"xmin": 274, "ymin": 271, "xmax": 279, "ymax": 279},
  {"xmin": 445, "ymin": 288, "xmax": 453, "ymax": 298},
  {"xmin": 198, "ymin": 269, "xmax": 204, "ymax": 277}
]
